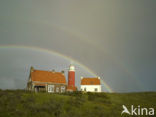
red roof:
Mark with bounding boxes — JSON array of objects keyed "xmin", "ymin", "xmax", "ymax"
[
  {"xmin": 81, "ymin": 78, "xmax": 100, "ymax": 85},
  {"xmin": 31, "ymin": 70, "xmax": 66, "ymax": 84}
]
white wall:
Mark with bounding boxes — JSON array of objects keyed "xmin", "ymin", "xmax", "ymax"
[{"xmin": 81, "ymin": 85, "xmax": 101, "ymax": 92}]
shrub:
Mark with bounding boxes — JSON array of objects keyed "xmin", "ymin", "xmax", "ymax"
[
  {"xmin": 67, "ymin": 95, "xmax": 85, "ymax": 108},
  {"xmin": 87, "ymin": 92, "xmax": 111, "ymax": 104},
  {"xmin": 61, "ymin": 91, "xmax": 83, "ymax": 97}
]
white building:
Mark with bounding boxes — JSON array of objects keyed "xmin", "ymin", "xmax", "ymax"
[{"xmin": 80, "ymin": 77, "xmax": 101, "ymax": 92}]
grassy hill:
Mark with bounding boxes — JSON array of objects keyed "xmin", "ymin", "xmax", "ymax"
[{"xmin": 0, "ymin": 90, "xmax": 155, "ymax": 117}]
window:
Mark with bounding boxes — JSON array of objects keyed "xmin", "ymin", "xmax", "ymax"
[
  {"xmin": 61, "ymin": 86, "xmax": 65, "ymax": 93},
  {"xmin": 56, "ymin": 87, "xmax": 59, "ymax": 93},
  {"xmin": 48, "ymin": 85, "xmax": 54, "ymax": 93},
  {"xmin": 94, "ymin": 88, "xmax": 98, "ymax": 92}
]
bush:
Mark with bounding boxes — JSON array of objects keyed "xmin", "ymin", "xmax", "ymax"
[
  {"xmin": 44, "ymin": 99, "xmax": 63, "ymax": 116},
  {"xmin": 61, "ymin": 91, "xmax": 83, "ymax": 97},
  {"xmin": 67, "ymin": 95, "xmax": 86, "ymax": 108},
  {"xmin": 87, "ymin": 92, "xmax": 111, "ymax": 104}
]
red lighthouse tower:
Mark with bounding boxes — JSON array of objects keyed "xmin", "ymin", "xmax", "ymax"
[
  {"xmin": 67, "ymin": 65, "xmax": 77, "ymax": 91},
  {"xmin": 68, "ymin": 65, "xmax": 75, "ymax": 87}
]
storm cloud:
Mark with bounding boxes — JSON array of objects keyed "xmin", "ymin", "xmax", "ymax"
[{"xmin": 0, "ymin": 0, "xmax": 156, "ymax": 92}]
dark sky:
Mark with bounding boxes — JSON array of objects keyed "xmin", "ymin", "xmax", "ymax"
[{"xmin": 0, "ymin": 0, "xmax": 156, "ymax": 92}]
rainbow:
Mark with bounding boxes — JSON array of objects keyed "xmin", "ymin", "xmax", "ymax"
[{"xmin": 0, "ymin": 45, "xmax": 113, "ymax": 92}]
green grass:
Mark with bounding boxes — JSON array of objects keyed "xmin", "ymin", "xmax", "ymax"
[{"xmin": 0, "ymin": 90, "xmax": 155, "ymax": 117}]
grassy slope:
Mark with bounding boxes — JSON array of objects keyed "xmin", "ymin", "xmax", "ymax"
[{"xmin": 0, "ymin": 90, "xmax": 155, "ymax": 117}]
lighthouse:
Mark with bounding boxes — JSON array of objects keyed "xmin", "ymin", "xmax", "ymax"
[
  {"xmin": 68, "ymin": 65, "xmax": 75, "ymax": 87},
  {"xmin": 67, "ymin": 65, "xmax": 77, "ymax": 91}
]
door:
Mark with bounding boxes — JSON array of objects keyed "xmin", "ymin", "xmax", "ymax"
[{"xmin": 48, "ymin": 85, "xmax": 54, "ymax": 93}]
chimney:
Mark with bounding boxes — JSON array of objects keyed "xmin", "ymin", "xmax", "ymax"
[
  {"xmin": 98, "ymin": 77, "xmax": 100, "ymax": 79},
  {"xmin": 61, "ymin": 70, "xmax": 65, "ymax": 75},
  {"xmin": 81, "ymin": 76, "xmax": 83, "ymax": 80},
  {"xmin": 30, "ymin": 66, "xmax": 34, "ymax": 72}
]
